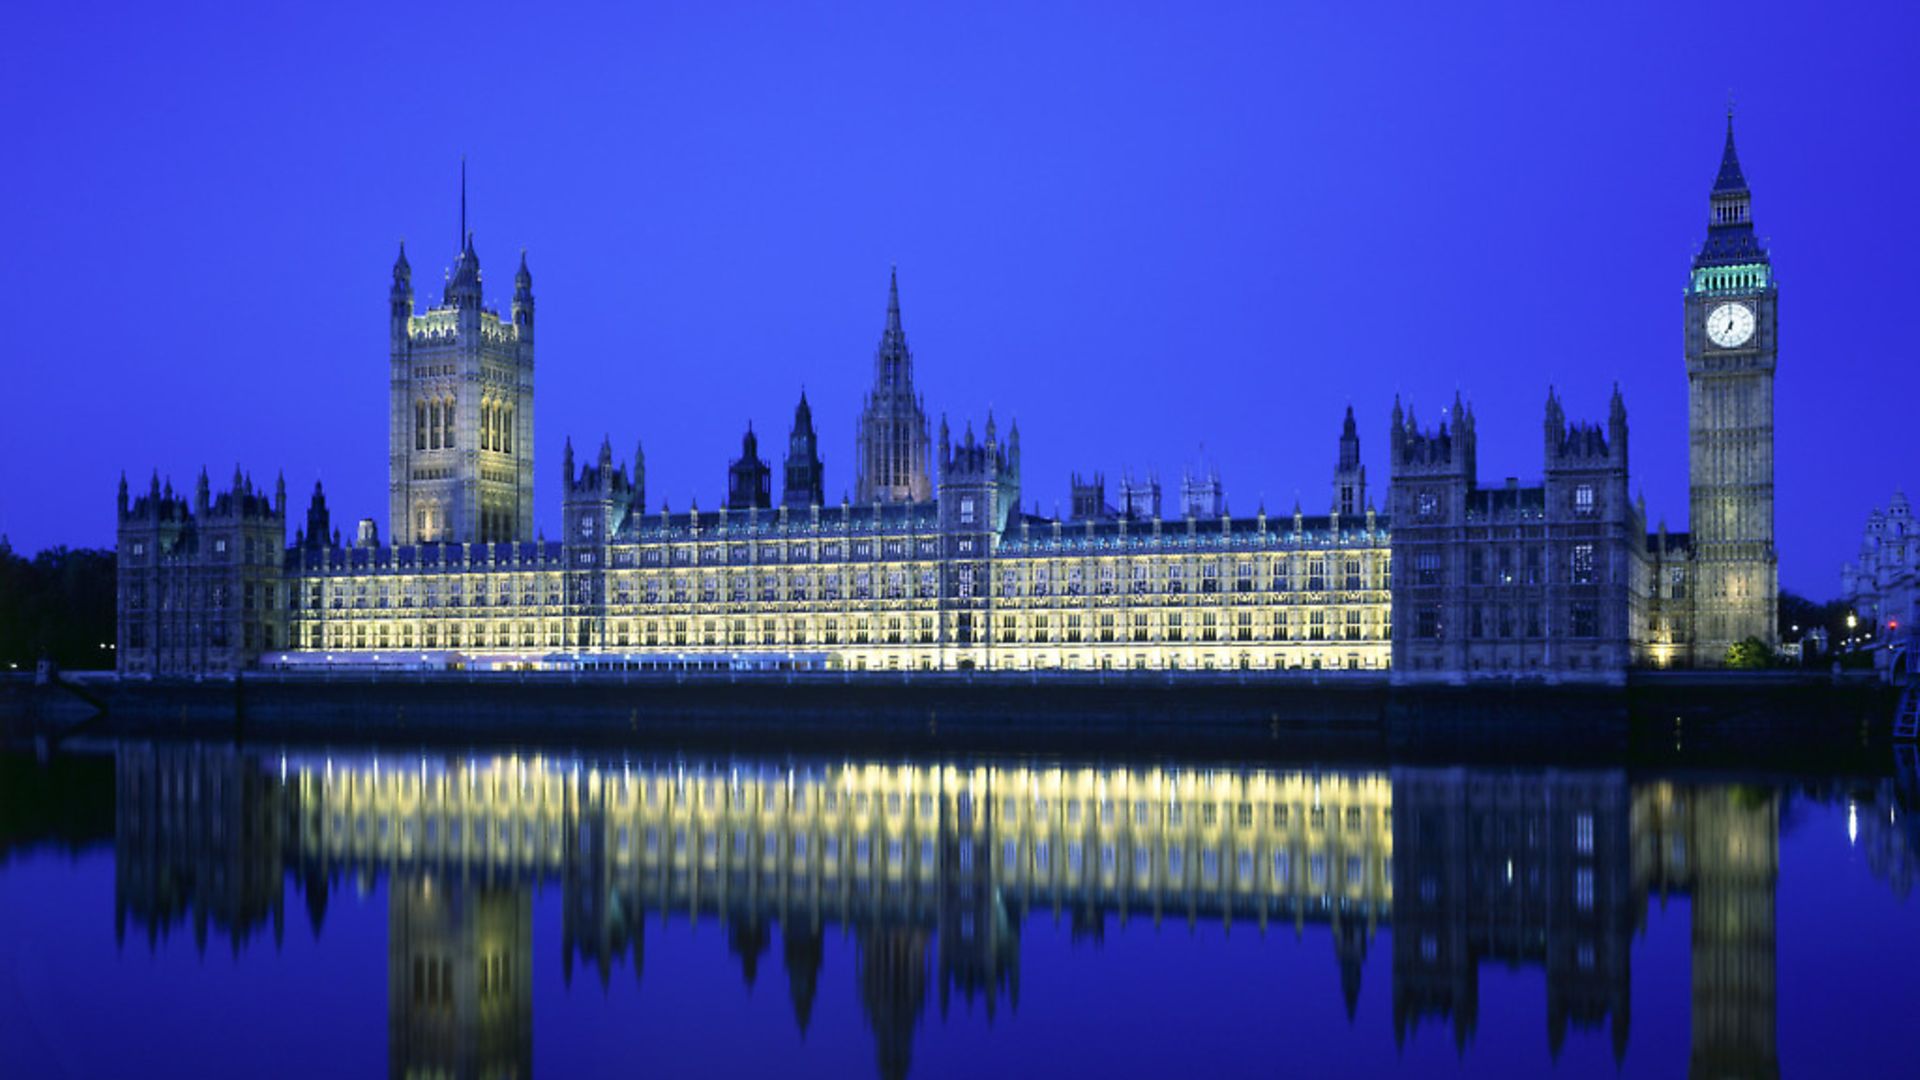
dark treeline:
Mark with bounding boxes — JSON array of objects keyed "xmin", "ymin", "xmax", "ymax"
[{"xmin": 0, "ymin": 542, "xmax": 116, "ymax": 670}]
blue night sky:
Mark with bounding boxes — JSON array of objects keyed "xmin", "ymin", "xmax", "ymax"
[{"xmin": 2, "ymin": 2, "xmax": 1914, "ymax": 597}]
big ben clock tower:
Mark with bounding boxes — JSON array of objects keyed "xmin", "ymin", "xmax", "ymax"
[{"xmin": 1685, "ymin": 109, "xmax": 1778, "ymax": 664}]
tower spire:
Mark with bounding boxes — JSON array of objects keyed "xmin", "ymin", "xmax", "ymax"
[
  {"xmin": 886, "ymin": 264, "xmax": 901, "ymax": 336},
  {"xmin": 1713, "ymin": 104, "xmax": 1747, "ymax": 195}
]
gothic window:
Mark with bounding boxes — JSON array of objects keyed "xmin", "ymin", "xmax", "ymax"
[
  {"xmin": 1571, "ymin": 603, "xmax": 1598, "ymax": 638},
  {"xmin": 1417, "ymin": 491, "xmax": 1440, "ymax": 521},
  {"xmin": 1572, "ymin": 543, "xmax": 1596, "ymax": 585},
  {"xmin": 443, "ymin": 397, "xmax": 456, "ymax": 448},
  {"xmin": 1575, "ymin": 484, "xmax": 1595, "ymax": 516},
  {"xmin": 503, "ymin": 406, "xmax": 513, "ymax": 453},
  {"xmin": 480, "ymin": 401, "xmax": 493, "ymax": 451},
  {"xmin": 429, "ymin": 402, "xmax": 441, "ymax": 449},
  {"xmin": 416, "ymin": 402, "xmax": 427, "ymax": 450}
]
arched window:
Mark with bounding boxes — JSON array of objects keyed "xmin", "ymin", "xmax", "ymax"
[
  {"xmin": 443, "ymin": 396, "xmax": 456, "ymax": 449},
  {"xmin": 430, "ymin": 401, "xmax": 441, "ymax": 449},
  {"xmin": 481, "ymin": 401, "xmax": 493, "ymax": 452},
  {"xmin": 416, "ymin": 401, "xmax": 427, "ymax": 451},
  {"xmin": 503, "ymin": 406, "xmax": 512, "ymax": 454}
]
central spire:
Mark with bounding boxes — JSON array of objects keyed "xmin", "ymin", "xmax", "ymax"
[
  {"xmin": 855, "ymin": 265, "xmax": 933, "ymax": 503},
  {"xmin": 886, "ymin": 264, "xmax": 902, "ymax": 336}
]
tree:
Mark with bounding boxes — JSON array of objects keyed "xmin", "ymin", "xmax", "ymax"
[
  {"xmin": 1725, "ymin": 636, "xmax": 1771, "ymax": 670},
  {"xmin": 1778, "ymin": 589, "xmax": 1853, "ymax": 643},
  {"xmin": 0, "ymin": 545, "xmax": 116, "ymax": 669}
]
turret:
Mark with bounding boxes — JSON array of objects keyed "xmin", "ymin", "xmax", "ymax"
[
  {"xmin": 631, "ymin": 440, "xmax": 647, "ymax": 516},
  {"xmin": 444, "ymin": 231, "xmax": 482, "ymax": 310},
  {"xmin": 390, "ymin": 241, "xmax": 413, "ymax": 339},
  {"xmin": 1333, "ymin": 405, "xmax": 1366, "ymax": 516},
  {"xmin": 117, "ymin": 472, "xmax": 129, "ymax": 519},
  {"xmin": 782, "ymin": 392, "xmax": 825, "ymax": 509},
  {"xmin": 195, "ymin": 468, "xmax": 211, "ymax": 516},
  {"xmin": 1181, "ymin": 464, "xmax": 1223, "ymax": 519},
  {"xmin": 1119, "ymin": 471, "xmax": 1161, "ymax": 520},
  {"xmin": 1070, "ymin": 472, "xmax": 1111, "ymax": 521},
  {"xmin": 939, "ymin": 415, "xmax": 1019, "ymax": 536},
  {"xmin": 304, "ymin": 481, "xmax": 331, "ymax": 552},
  {"xmin": 1608, "ymin": 383, "xmax": 1628, "ymax": 473},
  {"xmin": 513, "ymin": 249, "xmax": 534, "ymax": 338},
  {"xmin": 1544, "ymin": 387, "xmax": 1566, "ymax": 462},
  {"xmin": 562, "ymin": 433, "xmax": 643, "ymax": 541},
  {"xmin": 728, "ymin": 423, "xmax": 772, "ymax": 511}
]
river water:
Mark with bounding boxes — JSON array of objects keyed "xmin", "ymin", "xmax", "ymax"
[{"xmin": 1, "ymin": 740, "xmax": 1914, "ymax": 1078}]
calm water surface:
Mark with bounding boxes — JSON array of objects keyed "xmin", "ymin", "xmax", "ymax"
[{"xmin": 1, "ymin": 742, "xmax": 1915, "ymax": 1078}]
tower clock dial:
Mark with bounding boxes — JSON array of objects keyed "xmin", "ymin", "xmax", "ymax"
[{"xmin": 1705, "ymin": 302, "xmax": 1755, "ymax": 348}]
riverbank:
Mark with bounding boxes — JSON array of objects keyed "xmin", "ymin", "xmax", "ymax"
[{"xmin": 1, "ymin": 668, "xmax": 1899, "ymax": 774}]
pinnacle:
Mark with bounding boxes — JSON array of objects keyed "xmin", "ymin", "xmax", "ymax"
[{"xmin": 1713, "ymin": 108, "xmax": 1748, "ymax": 194}]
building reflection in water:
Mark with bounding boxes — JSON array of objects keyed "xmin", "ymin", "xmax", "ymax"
[
  {"xmin": 108, "ymin": 742, "xmax": 1906, "ymax": 1078},
  {"xmin": 389, "ymin": 876, "xmax": 532, "ymax": 1079}
]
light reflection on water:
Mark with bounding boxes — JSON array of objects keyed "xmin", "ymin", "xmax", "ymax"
[{"xmin": 2, "ymin": 743, "xmax": 1916, "ymax": 1078}]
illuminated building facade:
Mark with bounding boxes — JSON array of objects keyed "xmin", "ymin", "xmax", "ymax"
[
  {"xmin": 116, "ymin": 241, "xmax": 1392, "ymax": 676},
  {"xmin": 113, "ymin": 122, "xmax": 1770, "ymax": 679},
  {"xmin": 387, "ymin": 192, "xmax": 538, "ymax": 547},
  {"xmin": 1683, "ymin": 111, "xmax": 1779, "ymax": 663}
]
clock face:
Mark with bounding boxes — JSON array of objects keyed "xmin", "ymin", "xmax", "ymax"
[{"xmin": 1705, "ymin": 302, "xmax": 1755, "ymax": 348}]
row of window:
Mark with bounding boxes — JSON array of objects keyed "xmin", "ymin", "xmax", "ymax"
[
  {"xmin": 300, "ymin": 611, "xmax": 1388, "ymax": 651},
  {"xmin": 1409, "ymin": 601, "xmax": 1602, "ymax": 640},
  {"xmin": 1411, "ymin": 542, "xmax": 1605, "ymax": 587},
  {"xmin": 292, "ymin": 559, "xmax": 1391, "ymax": 611}
]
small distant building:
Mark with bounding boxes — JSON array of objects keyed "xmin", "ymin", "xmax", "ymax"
[{"xmin": 1842, "ymin": 491, "xmax": 1918, "ymax": 679}]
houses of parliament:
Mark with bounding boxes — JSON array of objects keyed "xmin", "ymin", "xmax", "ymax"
[{"xmin": 115, "ymin": 118, "xmax": 1779, "ymax": 682}]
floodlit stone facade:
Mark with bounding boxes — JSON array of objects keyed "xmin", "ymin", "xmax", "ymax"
[{"xmin": 115, "ymin": 121, "xmax": 1777, "ymax": 680}]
